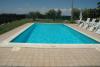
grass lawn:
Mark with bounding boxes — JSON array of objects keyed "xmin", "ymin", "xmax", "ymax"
[{"xmin": 0, "ymin": 19, "xmax": 31, "ymax": 35}]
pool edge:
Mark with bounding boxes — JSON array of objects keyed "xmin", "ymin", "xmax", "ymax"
[{"xmin": 0, "ymin": 23, "xmax": 100, "ymax": 48}]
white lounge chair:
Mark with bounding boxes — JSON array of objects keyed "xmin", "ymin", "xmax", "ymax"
[
  {"xmin": 96, "ymin": 29, "xmax": 100, "ymax": 34},
  {"xmin": 83, "ymin": 19, "xmax": 96, "ymax": 29},
  {"xmin": 88, "ymin": 19, "xmax": 96, "ymax": 27},
  {"xmin": 88, "ymin": 21, "xmax": 100, "ymax": 31},
  {"xmin": 84, "ymin": 19, "xmax": 96, "ymax": 29},
  {"xmin": 79, "ymin": 18, "xmax": 90, "ymax": 28}
]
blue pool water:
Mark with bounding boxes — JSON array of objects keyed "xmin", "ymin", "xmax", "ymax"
[{"xmin": 11, "ymin": 23, "xmax": 100, "ymax": 44}]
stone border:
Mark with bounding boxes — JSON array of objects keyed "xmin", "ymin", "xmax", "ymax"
[
  {"xmin": 0, "ymin": 42, "xmax": 99, "ymax": 48},
  {"xmin": 0, "ymin": 23, "xmax": 99, "ymax": 49}
]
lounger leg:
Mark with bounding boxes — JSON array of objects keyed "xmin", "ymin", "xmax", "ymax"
[
  {"xmin": 88, "ymin": 27, "xmax": 94, "ymax": 31},
  {"xmin": 79, "ymin": 23, "xmax": 83, "ymax": 27},
  {"xmin": 83, "ymin": 24, "xmax": 88, "ymax": 29}
]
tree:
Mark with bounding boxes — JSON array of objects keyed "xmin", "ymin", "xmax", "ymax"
[
  {"xmin": 28, "ymin": 12, "xmax": 35, "ymax": 19},
  {"xmin": 97, "ymin": 2, "xmax": 100, "ymax": 18},
  {"xmin": 28, "ymin": 11, "xmax": 44, "ymax": 20},
  {"xmin": 28, "ymin": 11, "xmax": 41, "ymax": 20},
  {"xmin": 46, "ymin": 9, "xmax": 57, "ymax": 21},
  {"xmin": 56, "ymin": 9, "xmax": 62, "ymax": 19},
  {"xmin": 0, "ymin": 14, "xmax": 26, "ymax": 24},
  {"xmin": 97, "ymin": 2, "xmax": 100, "ymax": 8},
  {"xmin": 35, "ymin": 11, "xmax": 41, "ymax": 19},
  {"xmin": 72, "ymin": 8, "xmax": 80, "ymax": 20}
]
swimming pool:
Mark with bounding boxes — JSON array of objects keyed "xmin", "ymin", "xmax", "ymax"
[{"xmin": 11, "ymin": 23, "xmax": 100, "ymax": 44}]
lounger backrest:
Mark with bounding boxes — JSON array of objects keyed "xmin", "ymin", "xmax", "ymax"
[
  {"xmin": 96, "ymin": 21, "xmax": 100, "ymax": 27},
  {"xmin": 97, "ymin": 20, "xmax": 100, "ymax": 25},
  {"xmin": 91, "ymin": 19, "xmax": 96, "ymax": 23},
  {"xmin": 80, "ymin": 18, "xmax": 82, "ymax": 21},
  {"xmin": 97, "ymin": 22, "xmax": 100, "ymax": 29},
  {"xmin": 86, "ymin": 18, "xmax": 90, "ymax": 23}
]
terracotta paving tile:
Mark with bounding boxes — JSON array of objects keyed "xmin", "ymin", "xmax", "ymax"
[{"xmin": 0, "ymin": 48, "xmax": 99, "ymax": 66}]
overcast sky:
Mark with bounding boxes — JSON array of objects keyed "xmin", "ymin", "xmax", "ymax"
[{"xmin": 0, "ymin": 0, "xmax": 99, "ymax": 16}]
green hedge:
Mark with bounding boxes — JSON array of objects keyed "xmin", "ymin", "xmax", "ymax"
[{"xmin": 35, "ymin": 19, "xmax": 64, "ymax": 23}]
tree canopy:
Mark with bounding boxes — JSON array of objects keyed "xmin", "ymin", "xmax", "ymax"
[
  {"xmin": 28, "ymin": 9, "xmax": 62, "ymax": 21},
  {"xmin": 97, "ymin": 2, "xmax": 100, "ymax": 8}
]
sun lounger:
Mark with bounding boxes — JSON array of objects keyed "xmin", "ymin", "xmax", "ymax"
[
  {"xmin": 79, "ymin": 18, "xmax": 90, "ymax": 27},
  {"xmin": 88, "ymin": 19, "xmax": 96, "ymax": 27},
  {"xmin": 83, "ymin": 19, "xmax": 96, "ymax": 29},
  {"xmin": 96, "ymin": 29, "xmax": 100, "ymax": 34},
  {"xmin": 88, "ymin": 21, "xmax": 100, "ymax": 31}
]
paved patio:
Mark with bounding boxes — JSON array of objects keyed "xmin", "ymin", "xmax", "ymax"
[
  {"xmin": 0, "ymin": 23, "xmax": 100, "ymax": 67},
  {"xmin": 0, "ymin": 47, "xmax": 100, "ymax": 67}
]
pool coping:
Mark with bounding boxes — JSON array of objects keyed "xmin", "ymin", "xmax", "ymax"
[{"xmin": 0, "ymin": 23, "xmax": 100, "ymax": 49}]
